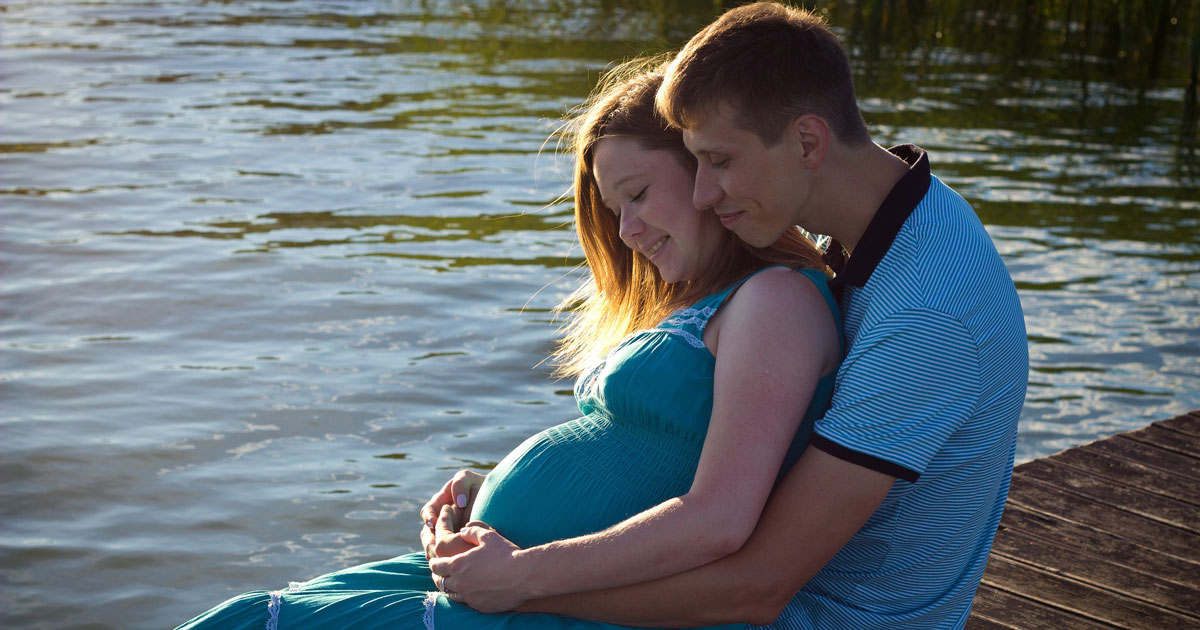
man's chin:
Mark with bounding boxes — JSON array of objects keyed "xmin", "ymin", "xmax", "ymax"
[{"xmin": 732, "ymin": 225, "xmax": 777, "ymax": 249}]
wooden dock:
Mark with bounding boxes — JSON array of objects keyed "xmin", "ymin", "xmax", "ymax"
[{"xmin": 967, "ymin": 410, "xmax": 1200, "ymax": 629}]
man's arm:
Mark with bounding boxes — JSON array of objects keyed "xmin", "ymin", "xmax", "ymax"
[
  {"xmin": 520, "ymin": 445, "xmax": 895, "ymax": 627},
  {"xmin": 429, "ymin": 269, "xmax": 838, "ymax": 613}
]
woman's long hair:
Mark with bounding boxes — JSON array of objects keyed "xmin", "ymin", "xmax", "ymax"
[{"xmin": 552, "ymin": 56, "xmax": 827, "ymax": 377}]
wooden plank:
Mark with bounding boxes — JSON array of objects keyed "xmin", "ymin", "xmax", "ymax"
[
  {"xmin": 969, "ymin": 584, "xmax": 1122, "ymax": 629},
  {"xmin": 1158, "ymin": 412, "xmax": 1200, "ymax": 437},
  {"xmin": 1044, "ymin": 447, "xmax": 1200, "ymax": 505},
  {"xmin": 963, "ymin": 613, "xmax": 1017, "ymax": 630},
  {"xmin": 988, "ymin": 525, "xmax": 1200, "ymax": 616},
  {"xmin": 968, "ymin": 413, "xmax": 1200, "ymax": 629},
  {"xmin": 1124, "ymin": 423, "xmax": 1200, "ymax": 458},
  {"xmin": 1016, "ymin": 459, "xmax": 1200, "ymax": 533},
  {"xmin": 995, "ymin": 504, "xmax": 1200, "ymax": 586},
  {"xmin": 1087, "ymin": 435, "xmax": 1200, "ymax": 481},
  {"xmin": 979, "ymin": 554, "xmax": 1199, "ymax": 628},
  {"xmin": 1005, "ymin": 473, "xmax": 1200, "ymax": 559}
]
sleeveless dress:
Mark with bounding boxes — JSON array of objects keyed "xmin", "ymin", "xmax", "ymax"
[{"xmin": 176, "ymin": 267, "xmax": 842, "ymax": 630}]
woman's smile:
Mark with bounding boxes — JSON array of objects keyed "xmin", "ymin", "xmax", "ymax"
[{"xmin": 644, "ymin": 236, "xmax": 668, "ymax": 258}]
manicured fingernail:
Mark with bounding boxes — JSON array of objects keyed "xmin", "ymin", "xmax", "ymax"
[
  {"xmin": 425, "ymin": 520, "xmax": 434, "ymax": 530},
  {"xmin": 456, "ymin": 493, "xmax": 467, "ymax": 508}
]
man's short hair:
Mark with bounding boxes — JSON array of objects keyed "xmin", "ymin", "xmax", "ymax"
[{"xmin": 658, "ymin": 1, "xmax": 870, "ymax": 147}]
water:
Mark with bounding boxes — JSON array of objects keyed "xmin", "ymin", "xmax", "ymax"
[{"xmin": 1, "ymin": 1, "xmax": 1197, "ymax": 628}]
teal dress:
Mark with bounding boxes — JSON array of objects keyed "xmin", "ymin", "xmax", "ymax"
[{"xmin": 176, "ymin": 267, "xmax": 841, "ymax": 630}]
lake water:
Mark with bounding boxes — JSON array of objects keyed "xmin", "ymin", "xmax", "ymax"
[{"xmin": 2, "ymin": 1, "xmax": 1197, "ymax": 628}]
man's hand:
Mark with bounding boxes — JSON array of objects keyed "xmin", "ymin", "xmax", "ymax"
[
  {"xmin": 428, "ymin": 522, "xmax": 531, "ymax": 613},
  {"xmin": 420, "ymin": 470, "xmax": 486, "ymax": 559}
]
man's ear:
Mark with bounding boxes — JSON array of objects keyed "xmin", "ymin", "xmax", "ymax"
[{"xmin": 790, "ymin": 114, "xmax": 831, "ymax": 167}]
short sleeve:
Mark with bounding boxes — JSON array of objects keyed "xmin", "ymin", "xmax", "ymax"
[{"xmin": 812, "ymin": 308, "xmax": 981, "ymax": 482}]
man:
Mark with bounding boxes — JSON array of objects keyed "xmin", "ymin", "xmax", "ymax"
[{"xmin": 430, "ymin": 3, "xmax": 1028, "ymax": 627}]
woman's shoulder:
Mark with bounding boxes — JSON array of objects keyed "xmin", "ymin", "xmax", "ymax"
[
  {"xmin": 711, "ymin": 266, "xmax": 840, "ymax": 370},
  {"xmin": 731, "ymin": 266, "xmax": 831, "ymax": 311},
  {"xmin": 726, "ymin": 266, "xmax": 838, "ymax": 335}
]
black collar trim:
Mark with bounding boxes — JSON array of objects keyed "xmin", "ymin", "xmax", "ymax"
[{"xmin": 830, "ymin": 145, "xmax": 931, "ymax": 294}]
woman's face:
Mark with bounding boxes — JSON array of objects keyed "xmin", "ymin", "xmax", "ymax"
[{"xmin": 592, "ymin": 136, "xmax": 726, "ymax": 283}]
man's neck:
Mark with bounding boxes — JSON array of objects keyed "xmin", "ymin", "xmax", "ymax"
[{"xmin": 813, "ymin": 143, "xmax": 911, "ymax": 254}]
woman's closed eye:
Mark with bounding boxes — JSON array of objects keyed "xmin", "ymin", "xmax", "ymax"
[{"xmin": 608, "ymin": 186, "xmax": 647, "ymax": 218}]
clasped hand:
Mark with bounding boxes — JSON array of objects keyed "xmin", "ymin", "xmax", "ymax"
[{"xmin": 419, "ymin": 470, "xmax": 533, "ymax": 613}]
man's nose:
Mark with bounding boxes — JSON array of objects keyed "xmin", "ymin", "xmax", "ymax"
[{"xmin": 693, "ymin": 165, "xmax": 724, "ymax": 210}]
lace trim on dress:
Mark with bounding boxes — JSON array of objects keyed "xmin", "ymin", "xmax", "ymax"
[
  {"xmin": 661, "ymin": 306, "xmax": 717, "ymax": 332},
  {"xmin": 265, "ymin": 581, "xmax": 303, "ymax": 630},
  {"xmin": 655, "ymin": 305, "xmax": 717, "ymax": 349},
  {"xmin": 657, "ymin": 327, "xmax": 706, "ymax": 349},
  {"xmin": 266, "ymin": 591, "xmax": 281, "ymax": 630},
  {"xmin": 422, "ymin": 592, "xmax": 438, "ymax": 630}
]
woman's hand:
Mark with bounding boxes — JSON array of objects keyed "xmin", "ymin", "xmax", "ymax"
[
  {"xmin": 420, "ymin": 470, "xmax": 486, "ymax": 559},
  {"xmin": 428, "ymin": 522, "xmax": 531, "ymax": 613},
  {"xmin": 423, "ymin": 504, "xmax": 480, "ymax": 560}
]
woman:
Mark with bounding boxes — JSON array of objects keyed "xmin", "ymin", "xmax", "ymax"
[{"xmin": 176, "ymin": 58, "xmax": 841, "ymax": 630}]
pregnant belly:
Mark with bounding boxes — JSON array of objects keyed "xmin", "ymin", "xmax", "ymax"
[{"xmin": 469, "ymin": 414, "xmax": 702, "ymax": 549}]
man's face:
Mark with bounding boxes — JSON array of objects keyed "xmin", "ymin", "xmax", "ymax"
[{"xmin": 682, "ymin": 104, "xmax": 813, "ymax": 247}]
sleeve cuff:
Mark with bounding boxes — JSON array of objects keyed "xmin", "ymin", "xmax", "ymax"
[{"xmin": 810, "ymin": 434, "xmax": 920, "ymax": 483}]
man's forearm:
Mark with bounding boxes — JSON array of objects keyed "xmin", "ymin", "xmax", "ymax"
[
  {"xmin": 517, "ymin": 447, "xmax": 895, "ymax": 627},
  {"xmin": 518, "ymin": 545, "xmax": 782, "ymax": 627}
]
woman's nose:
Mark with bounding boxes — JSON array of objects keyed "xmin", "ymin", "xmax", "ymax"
[{"xmin": 618, "ymin": 208, "xmax": 643, "ymax": 243}]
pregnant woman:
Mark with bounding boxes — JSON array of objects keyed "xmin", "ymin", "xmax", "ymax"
[{"xmin": 176, "ymin": 58, "xmax": 841, "ymax": 630}]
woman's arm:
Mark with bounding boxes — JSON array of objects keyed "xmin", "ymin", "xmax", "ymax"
[{"xmin": 429, "ymin": 268, "xmax": 839, "ymax": 612}]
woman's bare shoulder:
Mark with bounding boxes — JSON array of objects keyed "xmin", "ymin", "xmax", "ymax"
[
  {"xmin": 717, "ymin": 266, "xmax": 838, "ymax": 369},
  {"xmin": 729, "ymin": 266, "xmax": 829, "ymax": 315}
]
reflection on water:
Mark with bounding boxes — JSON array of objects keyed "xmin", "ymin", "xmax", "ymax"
[
  {"xmin": 109, "ymin": 209, "xmax": 581, "ymax": 262},
  {"xmin": 1, "ymin": 1, "xmax": 1197, "ymax": 628}
]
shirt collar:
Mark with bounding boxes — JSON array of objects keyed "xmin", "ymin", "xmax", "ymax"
[{"xmin": 829, "ymin": 144, "xmax": 931, "ymax": 295}]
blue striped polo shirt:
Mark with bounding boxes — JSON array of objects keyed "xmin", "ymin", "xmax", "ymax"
[{"xmin": 767, "ymin": 145, "xmax": 1028, "ymax": 630}]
